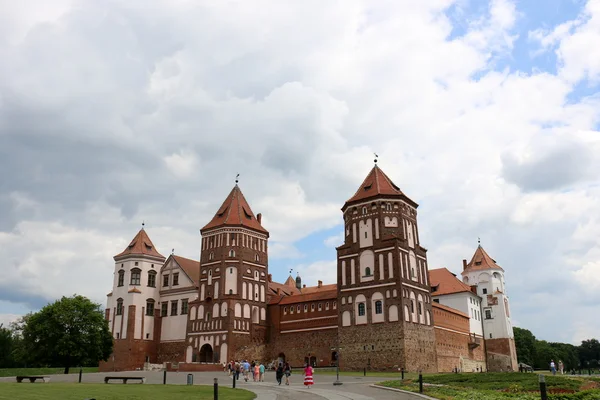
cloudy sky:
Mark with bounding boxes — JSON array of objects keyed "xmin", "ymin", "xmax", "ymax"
[{"xmin": 1, "ymin": 0, "xmax": 599, "ymax": 344}]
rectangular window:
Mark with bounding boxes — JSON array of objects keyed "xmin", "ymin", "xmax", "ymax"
[
  {"xmin": 130, "ymin": 270, "xmax": 141, "ymax": 285},
  {"xmin": 148, "ymin": 273, "xmax": 156, "ymax": 287},
  {"xmin": 482, "ymin": 288, "xmax": 487, "ymax": 294},
  {"xmin": 163, "ymin": 275, "xmax": 169, "ymax": 287},
  {"xmin": 375, "ymin": 300, "xmax": 383, "ymax": 314},
  {"xmin": 358, "ymin": 303, "xmax": 366, "ymax": 316},
  {"xmin": 146, "ymin": 301, "xmax": 155, "ymax": 316},
  {"xmin": 116, "ymin": 301, "xmax": 123, "ymax": 316},
  {"xmin": 181, "ymin": 299, "xmax": 189, "ymax": 315},
  {"xmin": 117, "ymin": 271, "xmax": 124, "ymax": 287},
  {"xmin": 171, "ymin": 300, "xmax": 178, "ymax": 316},
  {"xmin": 173, "ymin": 273, "xmax": 179, "ymax": 286},
  {"xmin": 161, "ymin": 302, "xmax": 168, "ymax": 317},
  {"xmin": 485, "ymin": 309, "xmax": 492, "ymax": 320}
]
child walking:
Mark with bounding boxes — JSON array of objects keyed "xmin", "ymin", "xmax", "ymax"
[{"xmin": 303, "ymin": 364, "xmax": 313, "ymax": 388}]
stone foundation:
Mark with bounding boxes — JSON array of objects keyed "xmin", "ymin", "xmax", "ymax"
[{"xmin": 485, "ymin": 338, "xmax": 518, "ymax": 372}]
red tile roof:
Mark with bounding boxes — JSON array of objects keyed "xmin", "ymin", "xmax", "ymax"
[
  {"xmin": 463, "ymin": 245, "xmax": 504, "ymax": 273},
  {"xmin": 277, "ymin": 289, "xmax": 337, "ymax": 305},
  {"xmin": 429, "ymin": 268, "xmax": 473, "ymax": 296},
  {"xmin": 114, "ymin": 228, "xmax": 165, "ymax": 260},
  {"xmin": 432, "ymin": 302, "xmax": 469, "ymax": 318},
  {"xmin": 268, "ymin": 278, "xmax": 337, "ymax": 305},
  {"xmin": 201, "ymin": 185, "xmax": 268, "ymax": 235},
  {"xmin": 173, "ymin": 255, "xmax": 200, "ymax": 286},
  {"xmin": 344, "ymin": 165, "xmax": 417, "ymax": 209}
]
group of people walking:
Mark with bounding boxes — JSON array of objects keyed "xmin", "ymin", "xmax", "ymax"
[{"xmin": 224, "ymin": 359, "xmax": 314, "ymax": 387}]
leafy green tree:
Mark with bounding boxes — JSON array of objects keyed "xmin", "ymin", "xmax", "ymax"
[
  {"xmin": 549, "ymin": 342, "xmax": 579, "ymax": 371},
  {"xmin": 579, "ymin": 338, "xmax": 600, "ymax": 369},
  {"xmin": 514, "ymin": 327, "xmax": 537, "ymax": 366},
  {"xmin": 20, "ymin": 295, "xmax": 113, "ymax": 373},
  {"xmin": 0, "ymin": 324, "xmax": 16, "ymax": 367}
]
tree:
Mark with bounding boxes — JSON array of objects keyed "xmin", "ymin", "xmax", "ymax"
[
  {"xmin": 20, "ymin": 295, "xmax": 113, "ymax": 373},
  {"xmin": 514, "ymin": 327, "xmax": 537, "ymax": 366},
  {"xmin": 0, "ymin": 324, "xmax": 16, "ymax": 368},
  {"xmin": 579, "ymin": 339, "xmax": 600, "ymax": 369}
]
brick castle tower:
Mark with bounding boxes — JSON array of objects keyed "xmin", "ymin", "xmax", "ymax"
[
  {"xmin": 185, "ymin": 183, "xmax": 269, "ymax": 364},
  {"xmin": 336, "ymin": 162, "xmax": 438, "ymax": 372}
]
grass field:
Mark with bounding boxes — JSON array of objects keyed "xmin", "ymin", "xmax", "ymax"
[
  {"xmin": 0, "ymin": 383, "xmax": 255, "ymax": 400},
  {"xmin": 379, "ymin": 372, "xmax": 600, "ymax": 400},
  {"xmin": 0, "ymin": 367, "xmax": 98, "ymax": 378}
]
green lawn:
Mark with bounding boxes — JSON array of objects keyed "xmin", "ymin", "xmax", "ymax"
[
  {"xmin": 0, "ymin": 383, "xmax": 255, "ymax": 400},
  {"xmin": 0, "ymin": 367, "xmax": 98, "ymax": 378},
  {"xmin": 379, "ymin": 373, "xmax": 600, "ymax": 400}
]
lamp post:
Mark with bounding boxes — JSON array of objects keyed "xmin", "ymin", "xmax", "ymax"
[{"xmin": 333, "ymin": 334, "xmax": 343, "ymax": 386}]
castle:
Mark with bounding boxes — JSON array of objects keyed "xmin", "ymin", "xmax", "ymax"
[{"xmin": 100, "ymin": 164, "xmax": 518, "ymax": 373}]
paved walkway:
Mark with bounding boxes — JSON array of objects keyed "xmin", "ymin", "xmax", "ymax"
[{"xmin": 0, "ymin": 371, "xmax": 416, "ymax": 399}]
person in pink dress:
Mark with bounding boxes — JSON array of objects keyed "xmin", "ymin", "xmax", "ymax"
[
  {"xmin": 254, "ymin": 363, "xmax": 260, "ymax": 382},
  {"xmin": 303, "ymin": 364, "xmax": 314, "ymax": 388}
]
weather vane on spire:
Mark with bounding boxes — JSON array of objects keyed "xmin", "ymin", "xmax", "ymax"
[
  {"xmin": 478, "ymin": 237, "xmax": 481, "ymax": 245},
  {"xmin": 142, "ymin": 221, "xmax": 145, "ymax": 229},
  {"xmin": 374, "ymin": 153, "xmax": 378, "ymax": 164},
  {"xmin": 235, "ymin": 173, "xmax": 240, "ymax": 184},
  {"xmin": 172, "ymin": 248, "xmax": 175, "ymax": 255}
]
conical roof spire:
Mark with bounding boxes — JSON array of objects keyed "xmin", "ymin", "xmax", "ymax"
[
  {"xmin": 114, "ymin": 227, "xmax": 165, "ymax": 260},
  {"xmin": 343, "ymin": 165, "xmax": 416, "ymax": 210},
  {"xmin": 462, "ymin": 245, "xmax": 504, "ymax": 274},
  {"xmin": 201, "ymin": 185, "xmax": 268, "ymax": 235}
]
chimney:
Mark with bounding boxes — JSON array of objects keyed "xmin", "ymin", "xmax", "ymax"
[
  {"xmin": 257, "ymin": 213, "xmax": 262, "ymax": 224},
  {"xmin": 276, "ymin": 288, "xmax": 280, "ymax": 295},
  {"xmin": 318, "ymin": 280, "xmax": 323, "ymax": 288},
  {"xmin": 462, "ymin": 259, "xmax": 467, "ymax": 271}
]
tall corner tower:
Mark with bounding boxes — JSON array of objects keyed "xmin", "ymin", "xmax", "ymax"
[
  {"xmin": 461, "ymin": 245, "xmax": 518, "ymax": 372},
  {"xmin": 101, "ymin": 226, "xmax": 165, "ymax": 371},
  {"xmin": 186, "ymin": 184, "xmax": 269, "ymax": 364},
  {"xmin": 336, "ymin": 162, "xmax": 437, "ymax": 372}
]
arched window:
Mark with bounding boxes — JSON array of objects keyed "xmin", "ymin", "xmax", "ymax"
[
  {"xmin": 147, "ymin": 270, "xmax": 157, "ymax": 287},
  {"xmin": 206, "ymin": 312, "xmax": 211, "ymax": 321},
  {"xmin": 209, "ymin": 252, "xmax": 214, "ymax": 261},
  {"xmin": 365, "ymin": 267, "xmax": 371, "ymax": 276},
  {"xmin": 130, "ymin": 268, "xmax": 141, "ymax": 285},
  {"xmin": 229, "ymin": 250, "xmax": 235, "ymax": 257},
  {"xmin": 386, "ymin": 202, "xmax": 392, "ymax": 211},
  {"xmin": 333, "ymin": 301, "xmax": 337, "ymax": 309},
  {"xmin": 290, "ymin": 306, "xmax": 294, "ymax": 314},
  {"xmin": 303, "ymin": 305, "xmax": 308, "ymax": 312},
  {"xmin": 297, "ymin": 305, "xmax": 300, "ymax": 313},
  {"xmin": 358, "ymin": 303, "xmax": 366, "ymax": 316},
  {"xmin": 311, "ymin": 304, "xmax": 315, "ymax": 312},
  {"xmin": 325, "ymin": 302, "xmax": 330, "ymax": 310},
  {"xmin": 255, "ymin": 254, "xmax": 260, "ymax": 262},
  {"xmin": 410, "ymin": 300, "xmax": 415, "ymax": 313},
  {"xmin": 116, "ymin": 298, "xmax": 124, "ymax": 316},
  {"xmin": 146, "ymin": 299, "xmax": 155, "ymax": 316},
  {"xmin": 375, "ymin": 300, "xmax": 383, "ymax": 315},
  {"xmin": 284, "ymin": 307, "xmax": 288, "ymax": 315},
  {"xmin": 318, "ymin": 303, "xmax": 322, "ymax": 311},
  {"xmin": 229, "ymin": 289, "xmax": 233, "ymax": 295},
  {"xmin": 117, "ymin": 270, "xmax": 125, "ymax": 287},
  {"xmin": 362, "ymin": 206, "xmax": 367, "ymax": 215}
]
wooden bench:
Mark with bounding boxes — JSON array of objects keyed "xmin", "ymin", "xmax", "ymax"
[
  {"xmin": 104, "ymin": 376, "xmax": 145, "ymax": 384},
  {"xmin": 16, "ymin": 376, "xmax": 50, "ymax": 383}
]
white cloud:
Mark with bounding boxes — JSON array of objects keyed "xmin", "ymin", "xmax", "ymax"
[
  {"xmin": 164, "ymin": 150, "xmax": 198, "ymax": 178},
  {"xmin": 293, "ymin": 260, "xmax": 338, "ymax": 287},
  {"xmin": 0, "ymin": 314, "xmax": 20, "ymax": 329},
  {"xmin": 324, "ymin": 232, "xmax": 344, "ymax": 248}
]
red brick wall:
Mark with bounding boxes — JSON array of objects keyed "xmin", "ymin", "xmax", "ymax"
[
  {"xmin": 267, "ymin": 328, "xmax": 338, "ymax": 368},
  {"xmin": 432, "ymin": 304, "xmax": 486, "ymax": 372},
  {"xmin": 485, "ymin": 338, "xmax": 518, "ymax": 372}
]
